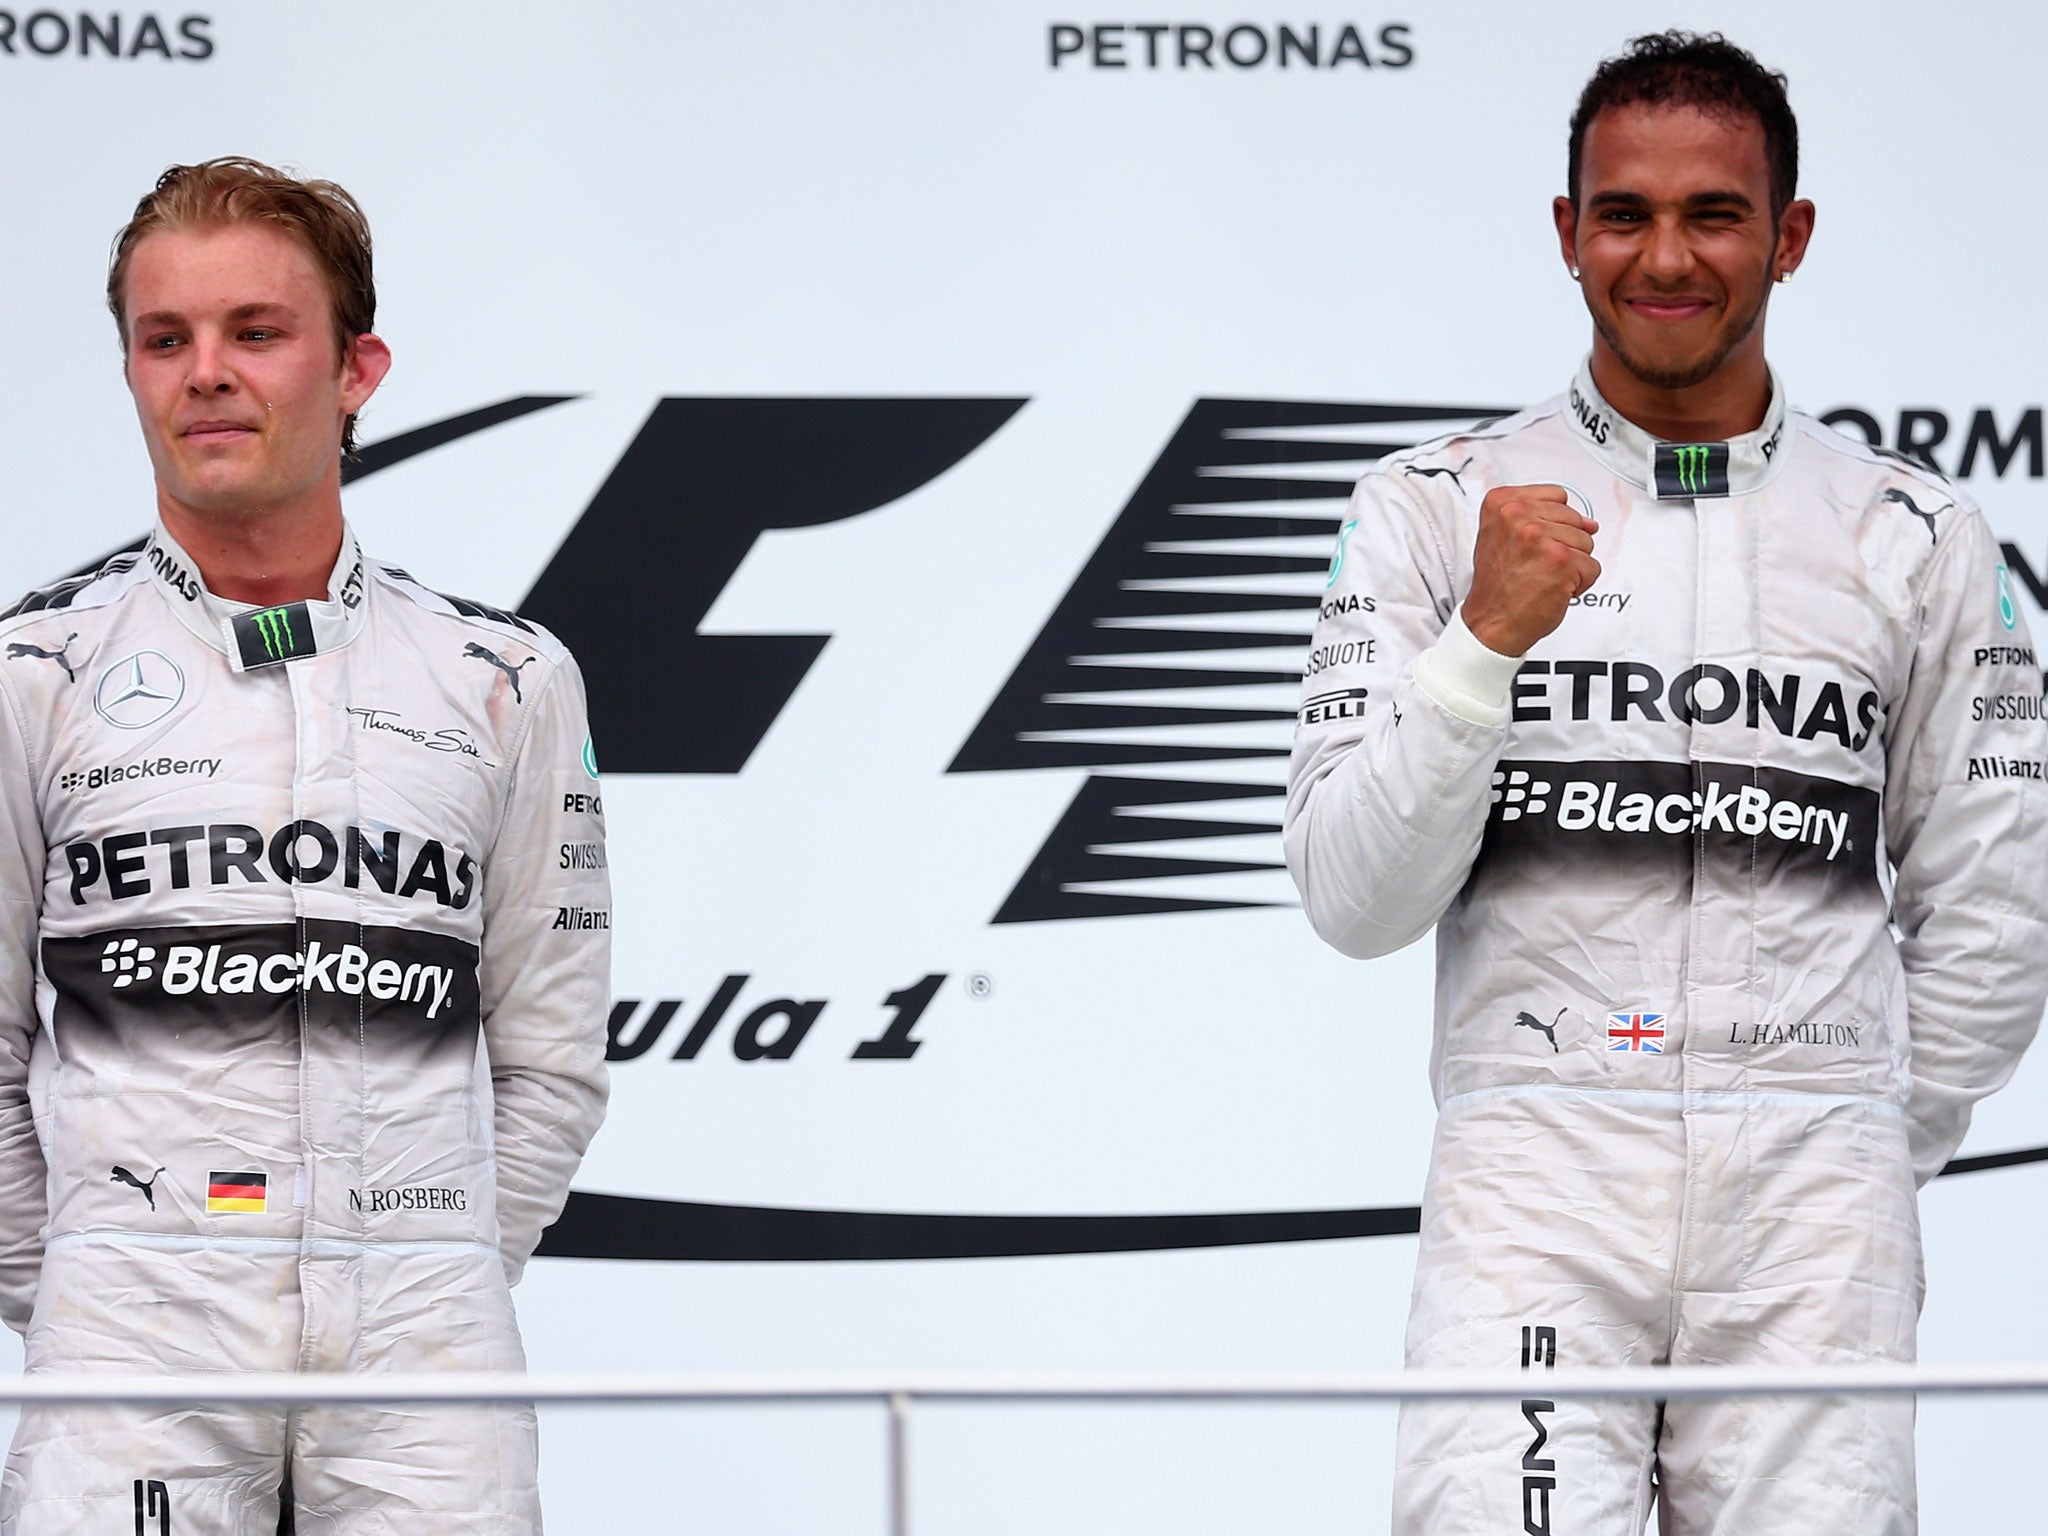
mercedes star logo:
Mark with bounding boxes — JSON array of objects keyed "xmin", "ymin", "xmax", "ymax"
[{"xmin": 93, "ymin": 650, "xmax": 186, "ymax": 730}]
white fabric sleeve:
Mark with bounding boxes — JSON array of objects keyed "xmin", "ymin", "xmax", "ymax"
[
  {"xmin": 1412, "ymin": 608, "xmax": 1523, "ymax": 728},
  {"xmin": 0, "ymin": 680, "xmax": 46, "ymax": 1332},
  {"xmin": 1284, "ymin": 471, "xmax": 1514, "ymax": 959},
  {"xmin": 479, "ymin": 653, "xmax": 611, "ymax": 1282},
  {"xmin": 1883, "ymin": 507, "xmax": 2048, "ymax": 1185}
]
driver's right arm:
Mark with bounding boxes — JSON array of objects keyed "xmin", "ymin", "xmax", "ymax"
[{"xmin": 1284, "ymin": 469, "xmax": 1574, "ymax": 958}]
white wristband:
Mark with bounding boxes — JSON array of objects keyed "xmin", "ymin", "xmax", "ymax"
[{"xmin": 1412, "ymin": 609, "xmax": 1522, "ymax": 728}]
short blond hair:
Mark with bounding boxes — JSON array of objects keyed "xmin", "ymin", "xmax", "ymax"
[{"xmin": 109, "ymin": 157, "xmax": 378, "ymax": 454}]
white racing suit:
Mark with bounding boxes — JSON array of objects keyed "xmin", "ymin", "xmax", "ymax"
[
  {"xmin": 1285, "ymin": 363, "xmax": 2048, "ymax": 1534},
  {"xmin": 0, "ymin": 521, "xmax": 611, "ymax": 1534}
]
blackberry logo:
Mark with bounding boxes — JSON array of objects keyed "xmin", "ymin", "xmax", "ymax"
[
  {"xmin": 100, "ymin": 937, "xmax": 155, "ymax": 987},
  {"xmin": 1478, "ymin": 759, "xmax": 1877, "ymax": 882},
  {"xmin": 1491, "ymin": 768, "xmax": 1552, "ymax": 821},
  {"xmin": 57, "ymin": 755, "xmax": 220, "ymax": 795}
]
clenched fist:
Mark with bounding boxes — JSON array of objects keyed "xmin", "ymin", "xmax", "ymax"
[{"xmin": 1461, "ymin": 484, "xmax": 1601, "ymax": 657}]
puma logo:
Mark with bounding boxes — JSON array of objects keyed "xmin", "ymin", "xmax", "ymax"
[
  {"xmin": 462, "ymin": 642, "xmax": 534, "ymax": 702},
  {"xmin": 1404, "ymin": 458, "xmax": 1474, "ymax": 494},
  {"xmin": 1513, "ymin": 1008, "xmax": 1566, "ymax": 1053},
  {"xmin": 6, "ymin": 633, "xmax": 78, "ymax": 682},
  {"xmin": 110, "ymin": 1164, "xmax": 165, "ymax": 1210},
  {"xmin": 1882, "ymin": 487, "xmax": 1950, "ymax": 544}
]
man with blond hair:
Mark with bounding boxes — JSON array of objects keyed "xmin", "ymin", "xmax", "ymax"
[{"xmin": 0, "ymin": 158, "xmax": 610, "ymax": 1533}]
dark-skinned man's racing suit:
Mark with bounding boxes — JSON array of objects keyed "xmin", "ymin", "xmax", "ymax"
[{"xmin": 1286, "ymin": 363, "xmax": 2048, "ymax": 1534}]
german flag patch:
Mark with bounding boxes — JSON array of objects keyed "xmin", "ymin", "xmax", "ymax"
[{"xmin": 207, "ymin": 1171, "xmax": 267, "ymax": 1214}]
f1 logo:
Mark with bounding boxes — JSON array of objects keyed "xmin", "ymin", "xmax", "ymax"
[
  {"xmin": 133, "ymin": 1478, "xmax": 169, "ymax": 1535},
  {"xmin": 519, "ymin": 398, "xmax": 1025, "ymax": 773},
  {"xmin": 336, "ymin": 393, "xmax": 1026, "ymax": 774}
]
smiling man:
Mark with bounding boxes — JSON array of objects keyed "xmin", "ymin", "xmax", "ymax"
[
  {"xmin": 0, "ymin": 159, "xmax": 610, "ymax": 1534},
  {"xmin": 1286, "ymin": 33, "xmax": 2048, "ymax": 1534}
]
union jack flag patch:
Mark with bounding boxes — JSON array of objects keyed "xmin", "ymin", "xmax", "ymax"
[{"xmin": 1607, "ymin": 1012, "xmax": 1666, "ymax": 1053}]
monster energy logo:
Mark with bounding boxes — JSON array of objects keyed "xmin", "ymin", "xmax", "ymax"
[
  {"xmin": 232, "ymin": 599, "xmax": 316, "ymax": 669},
  {"xmin": 252, "ymin": 607, "xmax": 294, "ymax": 659},
  {"xmin": 1654, "ymin": 441, "xmax": 1729, "ymax": 500}
]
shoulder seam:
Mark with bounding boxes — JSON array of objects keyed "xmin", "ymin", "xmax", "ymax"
[
  {"xmin": 0, "ymin": 551, "xmax": 145, "ymax": 626},
  {"xmin": 375, "ymin": 563, "xmax": 542, "ymax": 635},
  {"xmin": 1792, "ymin": 412, "xmax": 1964, "ymax": 497},
  {"xmin": 1374, "ymin": 405, "xmax": 1549, "ymax": 485},
  {"xmin": 372, "ymin": 564, "xmax": 573, "ymax": 673}
]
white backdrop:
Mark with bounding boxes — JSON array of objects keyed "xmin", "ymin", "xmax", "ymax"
[{"xmin": 1, "ymin": 3, "xmax": 2044, "ymax": 1531}]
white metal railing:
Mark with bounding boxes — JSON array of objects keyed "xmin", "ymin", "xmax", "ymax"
[
  {"xmin": 5, "ymin": 1365, "xmax": 2043, "ymax": 1535},
  {"xmin": 1, "ymin": 1362, "xmax": 2044, "ymax": 1405}
]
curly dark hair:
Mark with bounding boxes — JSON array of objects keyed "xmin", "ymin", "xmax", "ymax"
[{"xmin": 1567, "ymin": 31, "xmax": 1798, "ymax": 221}]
